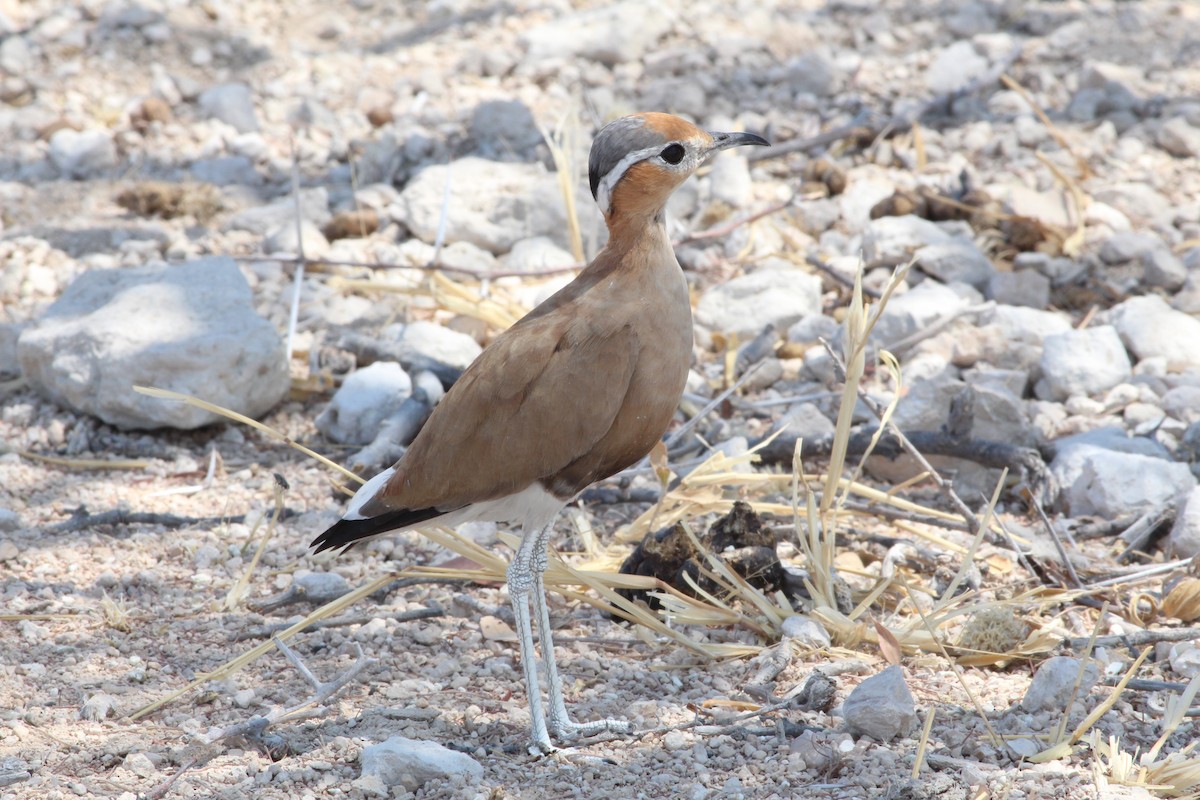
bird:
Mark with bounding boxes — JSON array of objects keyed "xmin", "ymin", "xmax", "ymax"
[{"xmin": 312, "ymin": 112, "xmax": 769, "ymax": 753}]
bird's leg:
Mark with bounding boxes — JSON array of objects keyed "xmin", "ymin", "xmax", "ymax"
[
  {"xmin": 507, "ymin": 526, "xmax": 553, "ymax": 754},
  {"xmin": 530, "ymin": 531, "xmax": 632, "ymax": 742}
]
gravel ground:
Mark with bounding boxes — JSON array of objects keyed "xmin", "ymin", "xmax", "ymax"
[{"xmin": 4, "ymin": 0, "xmax": 1200, "ymax": 798}]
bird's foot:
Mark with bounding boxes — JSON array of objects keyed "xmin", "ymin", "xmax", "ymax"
[{"xmin": 548, "ymin": 715, "xmax": 633, "ymax": 742}]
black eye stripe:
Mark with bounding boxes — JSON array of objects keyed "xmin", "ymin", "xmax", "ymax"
[{"xmin": 660, "ymin": 143, "xmax": 685, "ymax": 165}]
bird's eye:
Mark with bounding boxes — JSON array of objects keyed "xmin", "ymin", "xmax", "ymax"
[{"xmin": 659, "ymin": 143, "xmax": 685, "ymax": 165}]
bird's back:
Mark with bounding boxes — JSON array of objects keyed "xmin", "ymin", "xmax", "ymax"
[{"xmin": 354, "ymin": 223, "xmax": 691, "ymax": 520}]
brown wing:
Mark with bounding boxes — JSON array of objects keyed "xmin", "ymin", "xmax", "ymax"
[{"xmin": 360, "ymin": 310, "xmax": 640, "ymax": 515}]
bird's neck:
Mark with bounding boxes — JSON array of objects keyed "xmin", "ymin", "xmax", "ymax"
[{"xmin": 604, "ymin": 208, "xmax": 669, "ymax": 260}]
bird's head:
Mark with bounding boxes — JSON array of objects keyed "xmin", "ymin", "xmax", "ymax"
[{"xmin": 588, "ymin": 112, "xmax": 769, "ymax": 225}]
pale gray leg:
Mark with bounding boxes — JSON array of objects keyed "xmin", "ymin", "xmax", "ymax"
[
  {"xmin": 507, "ymin": 526, "xmax": 552, "ymax": 753},
  {"xmin": 530, "ymin": 530, "xmax": 632, "ymax": 741}
]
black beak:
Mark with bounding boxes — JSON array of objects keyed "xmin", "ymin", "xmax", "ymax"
[{"xmin": 707, "ymin": 130, "xmax": 771, "ymax": 153}]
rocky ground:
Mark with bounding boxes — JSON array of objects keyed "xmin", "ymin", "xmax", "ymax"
[{"xmin": 4, "ymin": 0, "xmax": 1200, "ymax": 798}]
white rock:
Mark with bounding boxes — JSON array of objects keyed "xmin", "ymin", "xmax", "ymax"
[
  {"xmin": 387, "ymin": 320, "xmax": 482, "ymax": 381},
  {"xmin": 1109, "ymin": 295, "xmax": 1200, "ymax": 372},
  {"xmin": 399, "ymin": 158, "xmax": 583, "ymax": 254},
  {"xmin": 263, "ymin": 220, "xmax": 330, "ymax": 258},
  {"xmin": 233, "ymin": 688, "xmax": 255, "ymax": 708},
  {"xmin": 694, "ymin": 268, "xmax": 822, "ymax": 339},
  {"xmin": 198, "ymin": 82, "xmax": 259, "ymax": 133},
  {"xmin": 780, "ymin": 615, "xmax": 832, "ymax": 649},
  {"xmin": 987, "ymin": 304, "xmax": 1072, "ymax": 343},
  {"xmin": 842, "ymin": 666, "xmax": 916, "ymax": 741},
  {"xmin": 1052, "ymin": 444, "xmax": 1195, "ymax": 517},
  {"xmin": 707, "ymin": 154, "xmax": 754, "ymax": 209},
  {"xmin": 1037, "ymin": 326, "xmax": 1131, "ymax": 401},
  {"xmin": 227, "ymin": 188, "xmax": 330, "ymax": 235},
  {"xmin": 122, "ymin": 752, "xmax": 156, "ymax": 778},
  {"xmin": 1020, "ymin": 657, "xmax": 1098, "ymax": 712},
  {"xmin": 17, "ymin": 257, "xmax": 288, "ymax": 430},
  {"xmin": 1158, "ymin": 117, "xmax": 1200, "ymax": 158},
  {"xmin": 861, "ymin": 215, "xmax": 955, "ymax": 264},
  {"xmin": 926, "ymin": 41, "xmax": 989, "ymax": 93},
  {"xmin": 873, "ymin": 281, "xmax": 977, "ymax": 345},
  {"xmin": 315, "ymin": 362, "xmax": 412, "ymax": 444},
  {"xmin": 438, "ymin": 241, "xmax": 498, "ymax": 274},
  {"xmin": 48, "ymin": 129, "xmax": 118, "ymax": 179},
  {"xmin": 359, "ymin": 736, "xmax": 483, "ymax": 787},
  {"xmin": 1167, "ymin": 642, "xmax": 1200, "ymax": 679},
  {"xmin": 1167, "ymin": 486, "xmax": 1200, "ymax": 558},
  {"xmin": 520, "ymin": 1, "xmax": 671, "ymax": 65},
  {"xmin": 502, "ymin": 236, "xmax": 576, "ymax": 273},
  {"xmin": 80, "ymin": 692, "xmax": 118, "ymax": 721}
]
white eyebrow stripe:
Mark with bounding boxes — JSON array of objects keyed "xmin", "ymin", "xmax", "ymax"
[{"xmin": 595, "ymin": 144, "xmax": 669, "ymax": 216}]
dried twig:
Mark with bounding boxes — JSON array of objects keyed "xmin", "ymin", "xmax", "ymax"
[
  {"xmin": 47, "ymin": 506, "xmax": 301, "ymax": 534},
  {"xmin": 201, "ymin": 638, "xmax": 377, "ymax": 746}
]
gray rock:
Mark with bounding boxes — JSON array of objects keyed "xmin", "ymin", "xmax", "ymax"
[
  {"xmin": 189, "ymin": 155, "xmax": 257, "ymax": 186},
  {"xmin": 398, "ymin": 158, "xmax": 579, "ymax": 254},
  {"xmin": 359, "ymin": 735, "xmax": 483, "ymax": 787},
  {"xmin": 842, "ymin": 666, "xmax": 916, "ymax": 741},
  {"xmin": 694, "ymin": 268, "xmax": 822, "ymax": 339},
  {"xmin": 48, "ymin": 129, "xmax": 118, "ymax": 179},
  {"xmin": 771, "ymin": 402, "xmax": 835, "ymax": 439},
  {"xmin": 1094, "ymin": 183, "xmax": 1172, "ymax": 227},
  {"xmin": 787, "ymin": 313, "xmax": 839, "ymax": 344},
  {"xmin": 963, "ymin": 366, "xmax": 1028, "ymax": 398},
  {"xmin": 1158, "ymin": 117, "xmax": 1200, "ymax": 158},
  {"xmin": 469, "ymin": 99, "xmax": 543, "ymax": 161},
  {"xmin": 198, "ymin": 82, "xmax": 259, "ymax": 133},
  {"xmin": 520, "ymin": 1, "xmax": 671, "ymax": 65},
  {"xmin": 1051, "ymin": 443, "xmax": 1195, "ymax": 517},
  {"xmin": 784, "ymin": 52, "xmax": 842, "ymax": 97},
  {"xmin": 1109, "ymin": 295, "xmax": 1200, "ymax": 372},
  {"xmin": 1037, "ymin": 326, "xmax": 1131, "ymax": 400},
  {"xmin": 315, "ymin": 362, "xmax": 412, "ymax": 444},
  {"xmin": 1163, "ymin": 386, "xmax": 1200, "ymax": 424},
  {"xmin": 1142, "ymin": 247, "xmax": 1188, "ymax": 291},
  {"xmin": 502, "ymin": 236, "xmax": 576, "ymax": 273},
  {"xmin": 0, "ymin": 323, "xmax": 20, "ymax": 377},
  {"xmin": 0, "ymin": 506, "xmax": 20, "ymax": 532},
  {"xmin": 926, "ymin": 41, "xmax": 989, "ymax": 94},
  {"xmin": 386, "ymin": 320, "xmax": 482, "ymax": 382},
  {"xmin": 1020, "ymin": 657, "xmax": 1098, "ymax": 712},
  {"xmin": 17, "ymin": 257, "xmax": 288, "ymax": 429},
  {"xmin": 1099, "ymin": 231, "xmax": 1160, "ymax": 265},
  {"xmin": 1167, "ymin": 487, "xmax": 1200, "ymax": 558},
  {"xmin": 263, "ymin": 220, "xmax": 330, "ymax": 258},
  {"xmin": 227, "ymin": 188, "xmax": 330, "ymax": 235},
  {"xmin": 862, "ymin": 215, "xmax": 954, "ymax": 264},
  {"xmin": 986, "ymin": 270, "xmax": 1050, "ymax": 309},
  {"xmin": 914, "ymin": 241, "xmax": 995, "ymax": 290}
]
